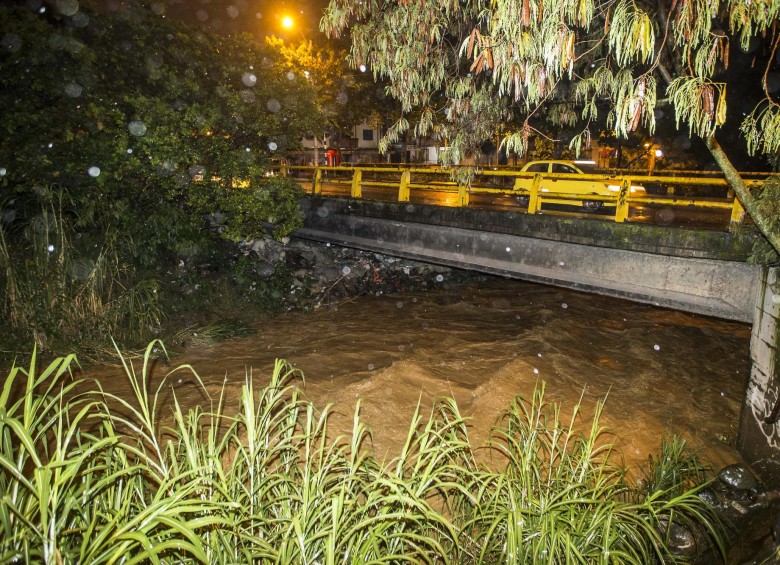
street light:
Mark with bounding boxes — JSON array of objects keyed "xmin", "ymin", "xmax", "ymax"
[{"xmin": 281, "ymin": 15, "xmax": 294, "ymax": 29}]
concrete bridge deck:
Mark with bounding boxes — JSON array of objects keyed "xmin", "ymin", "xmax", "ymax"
[{"xmin": 295, "ymin": 197, "xmax": 761, "ymax": 323}]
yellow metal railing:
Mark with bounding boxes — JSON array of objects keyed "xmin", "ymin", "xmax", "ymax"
[{"xmin": 274, "ymin": 165, "xmax": 765, "ymax": 230}]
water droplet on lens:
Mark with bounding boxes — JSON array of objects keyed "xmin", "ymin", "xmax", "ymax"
[
  {"xmin": 435, "ymin": 274, "xmax": 444, "ymax": 282},
  {"xmin": 226, "ymin": 5, "xmax": 239, "ymax": 18},
  {"xmin": 88, "ymin": 166, "xmax": 100, "ymax": 177},
  {"xmin": 268, "ymin": 142, "xmax": 278, "ymax": 151},
  {"xmin": 341, "ymin": 266, "xmax": 351, "ymax": 275},
  {"xmin": 267, "ymin": 98, "xmax": 281, "ymax": 112},
  {"xmin": 48, "ymin": 34, "xmax": 66, "ymax": 50},
  {"xmin": 1, "ymin": 33, "xmax": 22, "ymax": 53},
  {"xmin": 653, "ymin": 344, "xmax": 661, "ymax": 351},
  {"xmin": 286, "ymin": 71, "xmax": 295, "ymax": 81},
  {"xmin": 561, "ymin": 303, "xmax": 568, "ymax": 309},
  {"xmin": 56, "ymin": 0, "xmax": 79, "ymax": 17},
  {"xmin": 128, "ymin": 120, "xmax": 147, "ymax": 136},
  {"xmin": 242, "ymin": 72, "xmax": 257, "ymax": 86}
]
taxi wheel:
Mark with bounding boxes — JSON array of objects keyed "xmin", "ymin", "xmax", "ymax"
[{"xmin": 516, "ymin": 195, "xmax": 530, "ymax": 207}]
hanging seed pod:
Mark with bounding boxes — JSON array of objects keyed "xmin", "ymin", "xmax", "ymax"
[
  {"xmin": 630, "ymin": 104, "xmax": 642, "ymax": 131},
  {"xmin": 522, "ymin": 0, "xmax": 531, "ymax": 26},
  {"xmin": 701, "ymin": 84, "xmax": 715, "ymax": 118},
  {"xmin": 716, "ymin": 84, "xmax": 727, "ymax": 125}
]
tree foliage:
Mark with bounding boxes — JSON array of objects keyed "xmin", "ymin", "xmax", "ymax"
[
  {"xmin": 320, "ymin": 0, "xmax": 780, "ymax": 164},
  {"xmin": 0, "ymin": 0, "xmax": 321, "ymax": 351},
  {"xmin": 1, "ymin": 0, "xmax": 317, "ymax": 248}
]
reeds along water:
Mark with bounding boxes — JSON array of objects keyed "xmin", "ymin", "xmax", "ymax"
[{"xmin": 3, "ymin": 335, "xmax": 726, "ymax": 563}]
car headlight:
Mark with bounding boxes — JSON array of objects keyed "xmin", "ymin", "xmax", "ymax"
[{"xmin": 607, "ymin": 184, "xmax": 645, "ymax": 193}]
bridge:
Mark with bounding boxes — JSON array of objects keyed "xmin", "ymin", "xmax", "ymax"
[
  {"xmin": 284, "ymin": 164, "xmax": 780, "ymax": 480},
  {"xmin": 282, "ymin": 164, "xmax": 764, "ymax": 322}
]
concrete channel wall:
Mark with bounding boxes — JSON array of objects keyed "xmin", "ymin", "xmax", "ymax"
[
  {"xmin": 296, "ymin": 198, "xmax": 760, "ymax": 323},
  {"xmin": 739, "ymin": 268, "xmax": 780, "ymax": 479}
]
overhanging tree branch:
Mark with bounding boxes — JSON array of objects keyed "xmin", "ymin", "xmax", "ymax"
[{"xmin": 705, "ymin": 136, "xmax": 780, "ymax": 255}]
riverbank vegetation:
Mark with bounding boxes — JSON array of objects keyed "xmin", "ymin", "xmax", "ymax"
[
  {"xmin": 0, "ymin": 2, "xmax": 322, "ymax": 358},
  {"xmin": 0, "ymin": 342, "xmax": 724, "ymax": 563}
]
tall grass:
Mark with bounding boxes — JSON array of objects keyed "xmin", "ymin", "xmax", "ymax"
[
  {"xmin": 0, "ymin": 186, "xmax": 162, "ymax": 354},
  {"xmin": 0, "ymin": 343, "xmax": 724, "ymax": 563}
]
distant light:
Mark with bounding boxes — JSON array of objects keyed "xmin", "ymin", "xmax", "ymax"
[
  {"xmin": 281, "ymin": 15, "xmax": 293, "ymax": 29},
  {"xmin": 573, "ymin": 160, "xmax": 595, "ymax": 164}
]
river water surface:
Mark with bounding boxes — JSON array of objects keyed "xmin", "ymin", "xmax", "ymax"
[{"xmin": 90, "ymin": 277, "xmax": 751, "ymax": 471}]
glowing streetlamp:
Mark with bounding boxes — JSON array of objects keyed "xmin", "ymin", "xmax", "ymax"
[{"xmin": 281, "ymin": 15, "xmax": 294, "ymax": 30}]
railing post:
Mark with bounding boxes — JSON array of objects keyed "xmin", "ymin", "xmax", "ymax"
[
  {"xmin": 398, "ymin": 169, "xmax": 411, "ymax": 202},
  {"xmin": 615, "ymin": 177, "xmax": 630, "ymax": 223},
  {"xmin": 351, "ymin": 168, "xmax": 363, "ymax": 199},
  {"xmin": 280, "ymin": 164, "xmax": 287, "ymax": 177},
  {"xmin": 730, "ymin": 195, "xmax": 746, "ymax": 227},
  {"xmin": 313, "ymin": 168, "xmax": 323, "ymax": 195},
  {"xmin": 458, "ymin": 183, "xmax": 469, "ymax": 207},
  {"xmin": 529, "ymin": 174, "xmax": 542, "ymax": 213},
  {"xmin": 512, "ymin": 178, "xmax": 529, "ymax": 211}
]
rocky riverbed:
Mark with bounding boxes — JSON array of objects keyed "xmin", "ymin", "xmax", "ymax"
[{"xmin": 241, "ymin": 234, "xmax": 485, "ymax": 309}]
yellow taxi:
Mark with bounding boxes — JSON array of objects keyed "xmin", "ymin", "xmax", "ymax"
[{"xmin": 516, "ymin": 160, "xmax": 646, "ymax": 211}]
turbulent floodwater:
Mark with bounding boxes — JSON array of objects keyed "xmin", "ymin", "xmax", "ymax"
[{"xmin": 88, "ymin": 277, "xmax": 751, "ymax": 471}]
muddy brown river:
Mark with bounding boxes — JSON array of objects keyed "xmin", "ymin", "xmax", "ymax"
[{"xmin": 86, "ymin": 277, "xmax": 751, "ymax": 472}]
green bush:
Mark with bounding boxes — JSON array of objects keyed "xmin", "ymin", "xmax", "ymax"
[{"xmin": 0, "ymin": 343, "xmax": 724, "ymax": 563}]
